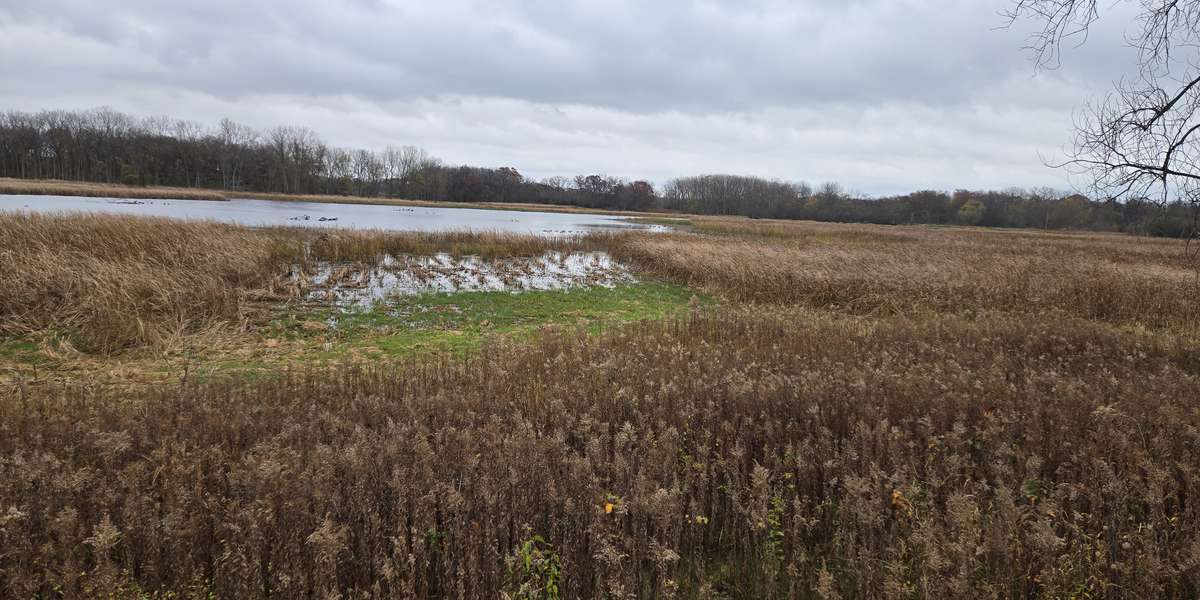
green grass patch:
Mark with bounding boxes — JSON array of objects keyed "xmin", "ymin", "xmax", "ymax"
[
  {"xmin": 0, "ymin": 337, "xmax": 44, "ymax": 365},
  {"xmin": 269, "ymin": 281, "xmax": 710, "ymax": 360},
  {"xmin": 0, "ymin": 283, "xmax": 711, "ymax": 382}
]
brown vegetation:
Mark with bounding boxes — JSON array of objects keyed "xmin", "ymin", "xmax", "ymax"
[
  {"xmin": 3, "ymin": 309, "xmax": 1199, "ymax": 597},
  {"xmin": 616, "ymin": 217, "xmax": 1198, "ymax": 327},
  {"xmin": 1, "ymin": 213, "xmax": 1198, "ymax": 597},
  {"xmin": 0, "ymin": 213, "xmax": 295, "ymax": 352},
  {"xmin": 298, "ymin": 228, "xmax": 619, "ymax": 262}
]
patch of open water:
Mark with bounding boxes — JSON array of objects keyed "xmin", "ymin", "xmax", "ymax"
[{"xmin": 0, "ymin": 194, "xmax": 669, "ymax": 236}]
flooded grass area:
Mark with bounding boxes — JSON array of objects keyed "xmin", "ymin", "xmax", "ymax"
[
  {"xmin": 300, "ymin": 251, "xmax": 635, "ymax": 307},
  {"xmin": 267, "ymin": 281, "xmax": 706, "ymax": 363}
]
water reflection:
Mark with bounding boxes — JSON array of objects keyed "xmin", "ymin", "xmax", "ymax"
[{"xmin": 0, "ymin": 194, "xmax": 668, "ymax": 236}]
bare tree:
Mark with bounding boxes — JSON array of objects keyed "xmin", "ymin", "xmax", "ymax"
[
  {"xmin": 541, "ymin": 176, "xmax": 571, "ymax": 190},
  {"xmin": 381, "ymin": 146, "xmax": 403, "ymax": 196},
  {"xmin": 217, "ymin": 118, "xmax": 257, "ymax": 191},
  {"xmin": 399, "ymin": 145, "xmax": 435, "ymax": 180},
  {"xmin": 1007, "ymin": 1, "xmax": 1200, "ymax": 208},
  {"xmin": 171, "ymin": 120, "xmax": 209, "ymax": 188}
]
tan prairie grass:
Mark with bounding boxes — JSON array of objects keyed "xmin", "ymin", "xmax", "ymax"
[
  {"xmin": 0, "ymin": 213, "xmax": 301, "ymax": 352},
  {"xmin": 613, "ymin": 221, "xmax": 1199, "ymax": 326},
  {"xmin": 690, "ymin": 215, "xmax": 1192, "ymax": 265},
  {"xmin": 690, "ymin": 217, "xmax": 923, "ymax": 244},
  {"xmin": 0, "ymin": 177, "xmax": 227, "ymax": 201},
  {"xmin": 2, "ymin": 309, "xmax": 1198, "ymax": 598}
]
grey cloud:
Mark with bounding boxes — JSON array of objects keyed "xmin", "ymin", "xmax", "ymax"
[
  {"xmin": 0, "ymin": 0, "xmax": 1139, "ymax": 110},
  {"xmin": 0, "ymin": 0, "xmax": 1147, "ymax": 193}
]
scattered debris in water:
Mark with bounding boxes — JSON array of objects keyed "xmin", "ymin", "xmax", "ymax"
[{"xmin": 298, "ymin": 251, "xmax": 634, "ymax": 308}]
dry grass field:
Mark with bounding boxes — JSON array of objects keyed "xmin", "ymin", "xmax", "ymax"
[
  {"xmin": 617, "ymin": 218, "xmax": 1197, "ymax": 326},
  {"xmin": 1, "ymin": 213, "xmax": 1198, "ymax": 598}
]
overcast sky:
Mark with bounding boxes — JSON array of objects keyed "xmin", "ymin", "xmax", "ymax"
[{"xmin": 0, "ymin": 0, "xmax": 1142, "ymax": 194}]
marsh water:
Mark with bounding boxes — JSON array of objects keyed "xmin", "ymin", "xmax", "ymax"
[
  {"xmin": 0, "ymin": 194, "xmax": 667, "ymax": 235},
  {"xmin": 306, "ymin": 252, "xmax": 634, "ymax": 307}
]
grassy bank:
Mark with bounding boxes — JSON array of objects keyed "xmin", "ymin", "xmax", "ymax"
[
  {"xmin": 4, "ymin": 309, "xmax": 1198, "ymax": 597},
  {"xmin": 0, "ymin": 177, "xmax": 675, "ymax": 217},
  {"xmin": 0, "ymin": 177, "xmax": 227, "ymax": 201},
  {"xmin": 2, "ymin": 213, "xmax": 1199, "ymax": 597},
  {"xmin": 616, "ymin": 217, "xmax": 1198, "ymax": 327}
]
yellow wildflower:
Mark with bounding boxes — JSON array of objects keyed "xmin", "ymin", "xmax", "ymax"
[{"xmin": 891, "ymin": 489, "xmax": 913, "ymax": 519}]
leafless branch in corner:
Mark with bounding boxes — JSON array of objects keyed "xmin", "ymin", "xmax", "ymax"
[{"xmin": 1008, "ymin": 1, "xmax": 1200, "ymax": 208}]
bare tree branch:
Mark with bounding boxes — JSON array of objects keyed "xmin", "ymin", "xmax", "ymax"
[{"xmin": 1009, "ymin": 0, "xmax": 1200, "ymax": 209}]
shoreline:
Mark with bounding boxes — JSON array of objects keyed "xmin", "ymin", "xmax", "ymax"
[{"xmin": 0, "ymin": 177, "xmax": 683, "ymax": 219}]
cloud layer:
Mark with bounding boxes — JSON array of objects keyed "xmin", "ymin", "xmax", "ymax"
[{"xmin": 0, "ymin": 0, "xmax": 1143, "ymax": 193}]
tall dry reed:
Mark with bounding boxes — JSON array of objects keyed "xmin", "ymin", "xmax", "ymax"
[
  {"xmin": 1, "ymin": 309, "xmax": 1197, "ymax": 597},
  {"xmin": 296, "ymin": 228, "xmax": 621, "ymax": 261},
  {"xmin": 0, "ymin": 213, "xmax": 302, "ymax": 352}
]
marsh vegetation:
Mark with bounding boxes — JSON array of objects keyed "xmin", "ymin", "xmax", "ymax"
[{"xmin": 1, "ymin": 213, "xmax": 1198, "ymax": 597}]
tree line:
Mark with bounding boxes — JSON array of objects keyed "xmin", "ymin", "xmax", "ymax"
[
  {"xmin": 1, "ymin": 107, "xmax": 1196, "ymax": 236},
  {"xmin": 663, "ymin": 174, "xmax": 1199, "ymax": 237},
  {"xmin": 0, "ymin": 108, "xmax": 655, "ymax": 211}
]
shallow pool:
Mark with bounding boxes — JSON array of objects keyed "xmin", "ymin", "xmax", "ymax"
[{"xmin": 0, "ymin": 194, "xmax": 667, "ymax": 236}]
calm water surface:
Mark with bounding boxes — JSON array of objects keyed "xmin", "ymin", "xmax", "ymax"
[{"xmin": 0, "ymin": 194, "xmax": 666, "ymax": 236}]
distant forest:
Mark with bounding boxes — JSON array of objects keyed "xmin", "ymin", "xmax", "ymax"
[{"xmin": 1, "ymin": 107, "xmax": 1196, "ymax": 236}]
